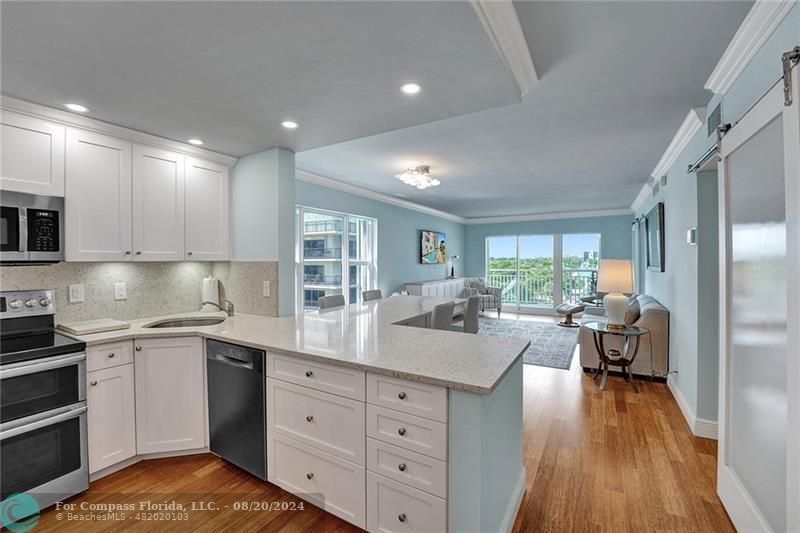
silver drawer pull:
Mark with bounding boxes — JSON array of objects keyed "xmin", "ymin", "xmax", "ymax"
[
  {"xmin": 90, "ymin": 381, "xmax": 98, "ymax": 386},
  {"xmin": 305, "ymin": 370, "xmax": 313, "ymax": 378},
  {"xmin": 108, "ymin": 352, "xmax": 115, "ymax": 358},
  {"xmin": 398, "ymin": 463, "xmax": 407, "ymax": 472},
  {"xmin": 135, "ymin": 346, "xmax": 142, "ymax": 351},
  {"xmin": 306, "ymin": 473, "xmax": 314, "ymax": 480},
  {"xmin": 306, "ymin": 415, "xmax": 314, "ymax": 422},
  {"xmin": 398, "ymin": 392, "xmax": 407, "ymax": 400},
  {"xmin": 398, "ymin": 427, "xmax": 407, "ymax": 436},
  {"xmin": 398, "ymin": 513, "xmax": 407, "ymax": 523}
]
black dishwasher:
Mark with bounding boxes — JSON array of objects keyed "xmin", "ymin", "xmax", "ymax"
[{"xmin": 206, "ymin": 339, "xmax": 266, "ymax": 480}]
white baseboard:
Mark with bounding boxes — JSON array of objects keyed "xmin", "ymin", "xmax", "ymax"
[
  {"xmin": 667, "ymin": 376, "xmax": 718, "ymax": 440},
  {"xmin": 500, "ymin": 467, "xmax": 527, "ymax": 533}
]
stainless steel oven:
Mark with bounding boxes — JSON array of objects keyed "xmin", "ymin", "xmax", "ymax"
[{"xmin": 0, "ymin": 191, "xmax": 64, "ymax": 264}]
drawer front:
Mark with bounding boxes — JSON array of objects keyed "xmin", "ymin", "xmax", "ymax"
[
  {"xmin": 367, "ymin": 405, "xmax": 447, "ymax": 461},
  {"xmin": 86, "ymin": 340, "xmax": 133, "ymax": 372},
  {"xmin": 367, "ymin": 373, "xmax": 447, "ymax": 422},
  {"xmin": 367, "ymin": 471, "xmax": 446, "ymax": 533},
  {"xmin": 366, "ymin": 438, "xmax": 447, "ymax": 498},
  {"xmin": 268, "ymin": 432, "xmax": 365, "ymax": 529},
  {"xmin": 268, "ymin": 378, "xmax": 365, "ymax": 465},
  {"xmin": 267, "ymin": 352, "xmax": 365, "ymax": 401}
]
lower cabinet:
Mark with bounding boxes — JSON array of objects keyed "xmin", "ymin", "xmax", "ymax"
[
  {"xmin": 87, "ymin": 363, "xmax": 136, "ymax": 473},
  {"xmin": 134, "ymin": 336, "xmax": 206, "ymax": 454},
  {"xmin": 367, "ymin": 472, "xmax": 447, "ymax": 533}
]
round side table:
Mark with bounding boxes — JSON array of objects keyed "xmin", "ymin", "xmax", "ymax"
[{"xmin": 582, "ymin": 322, "xmax": 650, "ymax": 392}]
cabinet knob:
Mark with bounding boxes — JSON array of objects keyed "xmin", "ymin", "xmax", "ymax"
[
  {"xmin": 398, "ymin": 427, "xmax": 407, "ymax": 436},
  {"xmin": 306, "ymin": 415, "xmax": 314, "ymax": 423},
  {"xmin": 135, "ymin": 346, "xmax": 142, "ymax": 351},
  {"xmin": 125, "ymin": 250, "xmax": 132, "ymax": 255},
  {"xmin": 187, "ymin": 251, "xmax": 193, "ymax": 256},
  {"xmin": 90, "ymin": 381, "xmax": 98, "ymax": 386},
  {"xmin": 306, "ymin": 473, "xmax": 314, "ymax": 480},
  {"xmin": 398, "ymin": 392, "xmax": 407, "ymax": 400},
  {"xmin": 398, "ymin": 463, "xmax": 407, "ymax": 472},
  {"xmin": 305, "ymin": 370, "xmax": 313, "ymax": 378},
  {"xmin": 398, "ymin": 513, "xmax": 407, "ymax": 523},
  {"xmin": 135, "ymin": 251, "xmax": 142, "ymax": 255},
  {"xmin": 108, "ymin": 352, "xmax": 115, "ymax": 358}
]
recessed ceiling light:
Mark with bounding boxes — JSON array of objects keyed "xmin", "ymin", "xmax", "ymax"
[
  {"xmin": 187, "ymin": 138, "xmax": 204, "ymax": 146},
  {"xmin": 281, "ymin": 120, "xmax": 299, "ymax": 129},
  {"xmin": 64, "ymin": 103, "xmax": 90, "ymax": 113},
  {"xmin": 401, "ymin": 83, "xmax": 422, "ymax": 95}
]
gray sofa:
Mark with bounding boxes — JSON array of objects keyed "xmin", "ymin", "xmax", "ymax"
[{"xmin": 579, "ymin": 295, "xmax": 669, "ymax": 378}]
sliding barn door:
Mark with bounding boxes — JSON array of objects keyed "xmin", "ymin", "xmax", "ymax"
[{"xmin": 717, "ymin": 63, "xmax": 799, "ymax": 532}]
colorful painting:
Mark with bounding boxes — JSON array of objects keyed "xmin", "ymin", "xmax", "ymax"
[{"xmin": 421, "ymin": 230, "xmax": 446, "ymax": 264}]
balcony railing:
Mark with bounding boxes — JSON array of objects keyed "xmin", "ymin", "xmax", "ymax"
[
  {"xmin": 304, "ymin": 247, "xmax": 342, "ymax": 259},
  {"xmin": 303, "ymin": 274, "xmax": 342, "ymax": 287},
  {"xmin": 487, "ymin": 268, "xmax": 597, "ymax": 307},
  {"xmin": 304, "ymin": 220, "xmax": 358, "ymax": 234}
]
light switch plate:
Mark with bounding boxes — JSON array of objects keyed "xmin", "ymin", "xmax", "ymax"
[
  {"xmin": 68, "ymin": 284, "xmax": 84, "ymax": 303},
  {"xmin": 263, "ymin": 281, "xmax": 271, "ymax": 298},
  {"xmin": 114, "ymin": 282, "xmax": 127, "ymax": 301}
]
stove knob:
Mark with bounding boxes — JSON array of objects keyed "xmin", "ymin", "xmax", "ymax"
[
  {"xmin": 39, "ymin": 297, "xmax": 51, "ymax": 307},
  {"xmin": 24, "ymin": 299, "xmax": 36, "ymax": 308},
  {"xmin": 8, "ymin": 299, "xmax": 22, "ymax": 309}
]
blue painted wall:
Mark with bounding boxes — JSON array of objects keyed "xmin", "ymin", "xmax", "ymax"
[
  {"xmin": 296, "ymin": 180, "xmax": 465, "ymax": 296},
  {"xmin": 463, "ymin": 214, "xmax": 633, "ymax": 278}
]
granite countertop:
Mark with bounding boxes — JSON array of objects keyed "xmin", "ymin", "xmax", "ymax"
[{"xmin": 66, "ymin": 296, "xmax": 529, "ymax": 395}]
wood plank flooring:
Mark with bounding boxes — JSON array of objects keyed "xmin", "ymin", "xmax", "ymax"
[{"xmin": 32, "ymin": 318, "xmax": 732, "ymax": 532}]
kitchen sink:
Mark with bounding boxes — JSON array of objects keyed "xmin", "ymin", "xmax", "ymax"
[{"xmin": 144, "ymin": 317, "xmax": 226, "ymax": 328}]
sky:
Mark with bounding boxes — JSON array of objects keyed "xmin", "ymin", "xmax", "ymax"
[{"xmin": 488, "ymin": 234, "xmax": 600, "ymax": 259}]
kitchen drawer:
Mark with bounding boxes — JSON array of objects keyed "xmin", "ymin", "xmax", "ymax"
[
  {"xmin": 267, "ymin": 378, "xmax": 365, "ymax": 465},
  {"xmin": 86, "ymin": 340, "xmax": 133, "ymax": 372},
  {"xmin": 367, "ymin": 373, "xmax": 447, "ymax": 422},
  {"xmin": 367, "ymin": 405, "xmax": 447, "ymax": 461},
  {"xmin": 268, "ymin": 431, "xmax": 365, "ymax": 529},
  {"xmin": 267, "ymin": 352, "xmax": 365, "ymax": 401},
  {"xmin": 367, "ymin": 438, "xmax": 447, "ymax": 498},
  {"xmin": 367, "ymin": 471, "xmax": 446, "ymax": 533}
]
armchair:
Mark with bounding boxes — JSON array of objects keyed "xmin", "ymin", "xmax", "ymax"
[{"xmin": 463, "ymin": 278, "xmax": 502, "ymax": 317}]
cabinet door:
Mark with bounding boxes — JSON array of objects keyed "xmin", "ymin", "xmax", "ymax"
[
  {"xmin": 0, "ymin": 110, "xmax": 65, "ymax": 195},
  {"xmin": 184, "ymin": 158, "xmax": 229, "ymax": 260},
  {"xmin": 65, "ymin": 128, "xmax": 132, "ymax": 261},
  {"xmin": 87, "ymin": 364, "xmax": 136, "ymax": 473},
  {"xmin": 132, "ymin": 146, "xmax": 185, "ymax": 261},
  {"xmin": 134, "ymin": 337, "xmax": 206, "ymax": 454}
]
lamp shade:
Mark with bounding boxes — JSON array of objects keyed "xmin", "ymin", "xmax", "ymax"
[{"xmin": 597, "ymin": 259, "xmax": 634, "ymax": 294}]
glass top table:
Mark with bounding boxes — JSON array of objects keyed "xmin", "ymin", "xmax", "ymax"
[
  {"xmin": 583, "ymin": 322, "xmax": 650, "ymax": 392},
  {"xmin": 582, "ymin": 322, "xmax": 649, "ymax": 337}
]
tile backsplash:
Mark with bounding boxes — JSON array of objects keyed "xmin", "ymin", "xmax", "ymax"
[{"xmin": 0, "ymin": 261, "xmax": 278, "ymax": 324}]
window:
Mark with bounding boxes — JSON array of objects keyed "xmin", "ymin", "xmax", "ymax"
[{"xmin": 297, "ymin": 207, "xmax": 377, "ymax": 311}]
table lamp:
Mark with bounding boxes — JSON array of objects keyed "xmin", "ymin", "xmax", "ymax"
[{"xmin": 596, "ymin": 259, "xmax": 634, "ymax": 329}]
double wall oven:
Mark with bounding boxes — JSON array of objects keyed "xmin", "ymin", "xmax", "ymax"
[
  {"xmin": 1, "ymin": 192, "xmax": 64, "ymax": 264},
  {"xmin": 0, "ymin": 290, "xmax": 89, "ymax": 510}
]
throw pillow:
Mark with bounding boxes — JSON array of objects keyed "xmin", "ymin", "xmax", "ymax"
[
  {"xmin": 624, "ymin": 298, "xmax": 641, "ymax": 325},
  {"xmin": 473, "ymin": 278, "xmax": 488, "ymax": 295}
]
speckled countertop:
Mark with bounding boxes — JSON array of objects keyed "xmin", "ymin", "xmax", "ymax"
[{"xmin": 65, "ymin": 296, "xmax": 529, "ymax": 395}]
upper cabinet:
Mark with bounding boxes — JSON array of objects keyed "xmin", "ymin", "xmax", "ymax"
[
  {"xmin": 65, "ymin": 129, "xmax": 133, "ymax": 261},
  {"xmin": 132, "ymin": 146, "xmax": 185, "ymax": 261},
  {"xmin": 185, "ymin": 158, "xmax": 229, "ymax": 261},
  {"xmin": 0, "ymin": 110, "xmax": 66, "ymax": 196}
]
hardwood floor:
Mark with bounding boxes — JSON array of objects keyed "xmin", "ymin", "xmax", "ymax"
[{"xmin": 34, "ymin": 327, "xmax": 731, "ymax": 532}]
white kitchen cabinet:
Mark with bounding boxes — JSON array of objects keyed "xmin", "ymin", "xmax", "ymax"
[
  {"xmin": 87, "ymin": 363, "xmax": 136, "ymax": 473},
  {"xmin": 132, "ymin": 146, "xmax": 185, "ymax": 261},
  {"xmin": 65, "ymin": 128, "xmax": 132, "ymax": 261},
  {"xmin": 184, "ymin": 158, "xmax": 229, "ymax": 260},
  {"xmin": 0, "ymin": 110, "xmax": 65, "ymax": 195},
  {"xmin": 134, "ymin": 336, "xmax": 206, "ymax": 454}
]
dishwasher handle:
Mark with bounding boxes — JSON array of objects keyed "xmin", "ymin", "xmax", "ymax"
[{"xmin": 206, "ymin": 339, "xmax": 264, "ymax": 374}]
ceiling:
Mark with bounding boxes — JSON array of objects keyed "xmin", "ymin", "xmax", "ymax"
[
  {"xmin": 297, "ymin": 1, "xmax": 753, "ymax": 218},
  {"xmin": 0, "ymin": 1, "xmax": 519, "ymax": 156}
]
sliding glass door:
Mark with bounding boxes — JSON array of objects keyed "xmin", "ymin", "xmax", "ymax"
[{"xmin": 486, "ymin": 233, "xmax": 600, "ymax": 312}]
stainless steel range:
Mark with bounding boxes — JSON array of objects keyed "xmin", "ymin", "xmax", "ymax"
[{"xmin": 0, "ymin": 289, "xmax": 89, "ymax": 511}]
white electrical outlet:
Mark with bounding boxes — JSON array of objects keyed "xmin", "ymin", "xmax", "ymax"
[
  {"xmin": 263, "ymin": 281, "xmax": 271, "ymax": 298},
  {"xmin": 68, "ymin": 284, "xmax": 84, "ymax": 303},
  {"xmin": 114, "ymin": 282, "xmax": 127, "ymax": 301}
]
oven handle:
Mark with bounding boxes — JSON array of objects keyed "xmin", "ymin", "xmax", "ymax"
[
  {"xmin": 0, "ymin": 404, "xmax": 87, "ymax": 441},
  {"xmin": 19, "ymin": 206, "xmax": 27, "ymax": 253},
  {"xmin": 0, "ymin": 353, "xmax": 86, "ymax": 379}
]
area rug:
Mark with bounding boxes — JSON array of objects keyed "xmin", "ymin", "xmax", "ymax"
[{"xmin": 478, "ymin": 317, "xmax": 578, "ymax": 369}]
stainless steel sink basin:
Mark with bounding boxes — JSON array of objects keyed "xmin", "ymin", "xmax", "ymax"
[{"xmin": 144, "ymin": 317, "xmax": 226, "ymax": 328}]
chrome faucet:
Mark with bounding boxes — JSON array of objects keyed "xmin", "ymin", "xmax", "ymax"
[{"xmin": 201, "ymin": 299, "xmax": 235, "ymax": 317}]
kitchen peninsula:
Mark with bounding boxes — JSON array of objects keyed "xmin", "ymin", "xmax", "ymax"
[{"xmin": 69, "ymin": 295, "xmax": 530, "ymax": 533}]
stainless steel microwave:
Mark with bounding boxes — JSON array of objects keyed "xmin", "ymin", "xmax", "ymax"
[{"xmin": 0, "ymin": 191, "xmax": 64, "ymax": 264}]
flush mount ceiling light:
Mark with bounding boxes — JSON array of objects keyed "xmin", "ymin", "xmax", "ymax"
[
  {"xmin": 395, "ymin": 165, "xmax": 440, "ymax": 190},
  {"xmin": 401, "ymin": 82, "xmax": 422, "ymax": 95},
  {"xmin": 281, "ymin": 120, "xmax": 299, "ymax": 129},
  {"xmin": 187, "ymin": 138, "xmax": 204, "ymax": 146},
  {"xmin": 64, "ymin": 103, "xmax": 90, "ymax": 113}
]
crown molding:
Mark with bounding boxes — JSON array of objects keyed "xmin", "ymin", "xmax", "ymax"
[
  {"xmin": 630, "ymin": 182, "xmax": 654, "ymax": 213},
  {"xmin": 704, "ymin": 0, "xmax": 796, "ymax": 95},
  {"xmin": 1, "ymin": 95, "xmax": 239, "ymax": 167},
  {"xmin": 296, "ymin": 169, "xmax": 468, "ymax": 224},
  {"xmin": 651, "ymin": 107, "xmax": 706, "ymax": 179},
  {"xmin": 471, "ymin": 0, "xmax": 538, "ymax": 97},
  {"xmin": 464, "ymin": 208, "xmax": 632, "ymax": 225}
]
